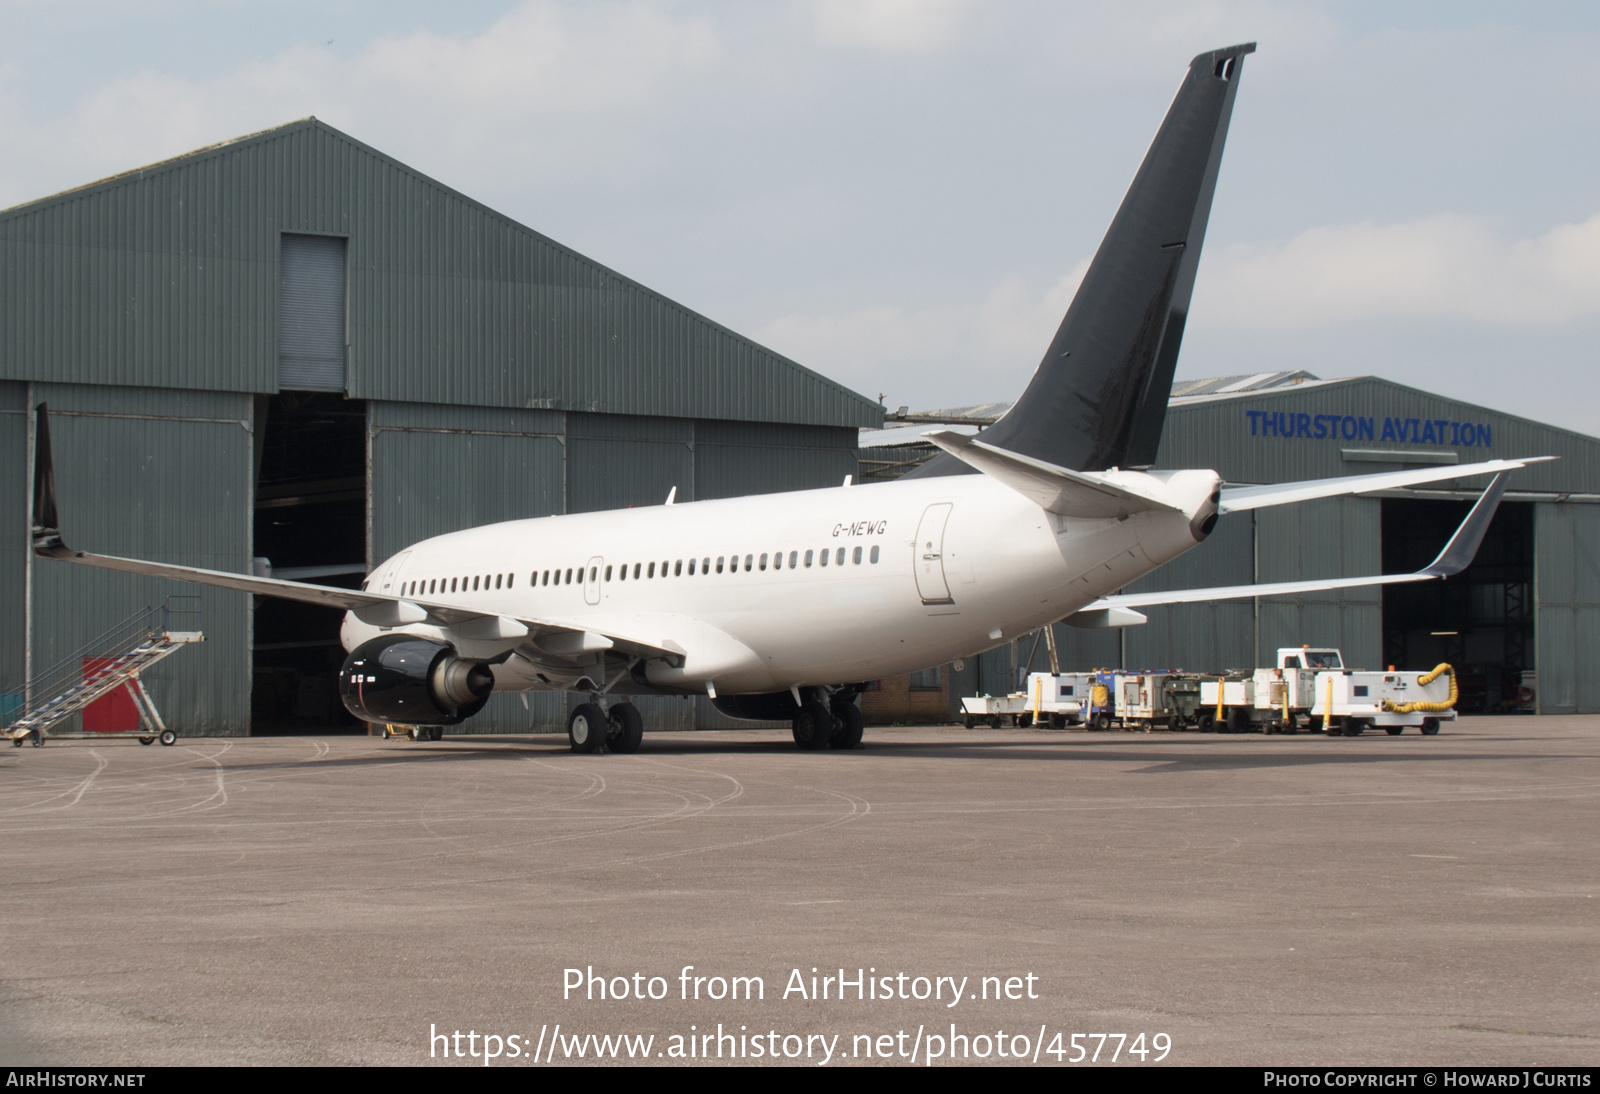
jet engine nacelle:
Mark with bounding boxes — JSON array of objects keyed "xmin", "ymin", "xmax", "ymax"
[{"xmin": 339, "ymin": 634, "xmax": 493, "ymax": 726}]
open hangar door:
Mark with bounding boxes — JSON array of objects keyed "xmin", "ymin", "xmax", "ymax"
[
  {"xmin": 250, "ymin": 392, "xmax": 368, "ymax": 733},
  {"xmin": 1381, "ymin": 497, "xmax": 1533, "ymax": 713}
]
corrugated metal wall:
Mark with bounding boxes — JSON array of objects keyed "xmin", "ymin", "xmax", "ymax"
[
  {"xmin": 0, "ymin": 383, "xmax": 26, "ymax": 694},
  {"xmin": 1125, "ymin": 506, "xmax": 1256, "ymax": 671},
  {"xmin": 368, "ymin": 401, "xmax": 565, "ymax": 561},
  {"xmin": 0, "ymin": 120, "xmax": 880, "ymax": 430},
  {"xmin": 1534, "ymin": 503, "xmax": 1600, "ymax": 714},
  {"xmin": 566, "ymin": 413, "xmax": 694, "ymax": 514},
  {"xmin": 28, "ymin": 384, "xmax": 253, "ymax": 735},
  {"xmin": 1160, "ymin": 378, "xmax": 1600, "ymax": 495},
  {"xmin": 695, "ymin": 421, "xmax": 859, "ymax": 501},
  {"xmin": 1254, "ymin": 497, "xmax": 1383, "ymax": 669}
]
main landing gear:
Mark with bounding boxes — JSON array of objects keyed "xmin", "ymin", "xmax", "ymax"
[
  {"xmin": 567, "ymin": 700, "xmax": 644, "ymax": 754},
  {"xmin": 791, "ymin": 693, "xmax": 865, "ymax": 751}
]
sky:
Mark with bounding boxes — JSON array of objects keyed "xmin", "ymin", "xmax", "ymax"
[{"xmin": 2, "ymin": 1, "xmax": 1597, "ymax": 433}]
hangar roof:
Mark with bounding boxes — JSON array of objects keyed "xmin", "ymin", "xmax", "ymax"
[
  {"xmin": 863, "ymin": 373, "xmax": 1600, "ymax": 496},
  {"xmin": 0, "ymin": 119, "xmax": 881, "ymax": 429}
]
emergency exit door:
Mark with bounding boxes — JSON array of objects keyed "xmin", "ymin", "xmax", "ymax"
[{"xmin": 913, "ymin": 503, "xmax": 954, "ymax": 605}]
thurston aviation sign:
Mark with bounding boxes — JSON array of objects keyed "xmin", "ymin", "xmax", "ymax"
[{"xmin": 1246, "ymin": 411, "xmax": 1493, "ymax": 448}]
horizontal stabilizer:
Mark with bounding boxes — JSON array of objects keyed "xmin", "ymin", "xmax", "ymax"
[
  {"xmin": 1089, "ymin": 473, "xmax": 1510, "ymax": 612},
  {"xmin": 1218, "ymin": 457, "xmax": 1551, "ymax": 513},
  {"xmin": 924, "ymin": 431, "xmax": 1182, "ymax": 518}
]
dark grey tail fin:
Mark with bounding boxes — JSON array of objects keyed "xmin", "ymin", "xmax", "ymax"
[{"xmin": 910, "ymin": 42, "xmax": 1253, "ymax": 477}]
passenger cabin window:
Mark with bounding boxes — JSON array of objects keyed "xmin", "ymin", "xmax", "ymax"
[
  {"xmin": 702, "ymin": 557, "xmax": 710, "ymax": 573},
  {"xmin": 717, "ymin": 557, "xmax": 725, "ymax": 573},
  {"xmin": 605, "ymin": 565, "xmax": 613, "ymax": 581},
  {"xmin": 675, "ymin": 560, "xmax": 683, "ymax": 576},
  {"xmin": 819, "ymin": 549, "xmax": 829, "ymax": 567},
  {"xmin": 759, "ymin": 553, "xmax": 768, "ymax": 571},
  {"xmin": 589, "ymin": 566, "xmax": 597, "ymax": 581},
  {"xmin": 805, "ymin": 550, "xmax": 814, "ymax": 568},
  {"xmin": 788, "ymin": 550, "xmax": 798, "ymax": 569},
  {"xmin": 852, "ymin": 546, "xmax": 862, "ymax": 564},
  {"xmin": 565, "ymin": 568, "xmax": 573, "ymax": 584},
  {"xmin": 870, "ymin": 545, "xmax": 879, "ymax": 564},
  {"xmin": 835, "ymin": 548, "xmax": 845, "ymax": 566},
  {"xmin": 744, "ymin": 554, "xmax": 753, "ymax": 571},
  {"xmin": 688, "ymin": 559, "xmax": 696, "ymax": 575},
  {"xmin": 648, "ymin": 562, "xmax": 656, "ymax": 578},
  {"xmin": 633, "ymin": 563, "xmax": 641, "ymax": 579}
]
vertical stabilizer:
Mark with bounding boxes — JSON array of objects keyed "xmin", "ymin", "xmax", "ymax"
[{"xmin": 910, "ymin": 43, "xmax": 1253, "ymax": 477}]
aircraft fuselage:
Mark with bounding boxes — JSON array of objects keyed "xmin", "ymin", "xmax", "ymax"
[{"xmin": 339, "ymin": 469, "xmax": 1221, "ymax": 696}]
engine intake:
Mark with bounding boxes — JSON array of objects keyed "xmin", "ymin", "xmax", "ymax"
[{"xmin": 339, "ymin": 635, "xmax": 493, "ymax": 726}]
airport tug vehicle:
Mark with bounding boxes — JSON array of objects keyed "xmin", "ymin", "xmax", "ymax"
[{"xmin": 1200, "ymin": 648, "xmax": 1458, "ymax": 736}]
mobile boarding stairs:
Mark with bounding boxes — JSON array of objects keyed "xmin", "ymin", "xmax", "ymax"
[{"xmin": 4, "ymin": 596, "xmax": 203, "ymax": 747}]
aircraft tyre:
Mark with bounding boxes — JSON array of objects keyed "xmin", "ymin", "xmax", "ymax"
[
  {"xmin": 608, "ymin": 703, "xmax": 645, "ymax": 753},
  {"xmin": 792, "ymin": 700, "xmax": 832, "ymax": 750},
  {"xmin": 829, "ymin": 702, "xmax": 864, "ymax": 749},
  {"xmin": 568, "ymin": 703, "xmax": 608, "ymax": 753}
]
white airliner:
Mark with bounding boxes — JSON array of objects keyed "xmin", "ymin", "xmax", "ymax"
[{"xmin": 29, "ymin": 44, "xmax": 1549, "ymax": 753}]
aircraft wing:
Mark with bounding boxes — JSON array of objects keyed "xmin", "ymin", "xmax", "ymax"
[
  {"xmin": 28, "ymin": 404, "xmax": 677, "ymax": 662},
  {"xmin": 1082, "ymin": 472, "xmax": 1508, "ymax": 613}
]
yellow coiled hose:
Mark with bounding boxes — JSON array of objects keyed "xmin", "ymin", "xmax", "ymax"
[{"xmin": 1381, "ymin": 664, "xmax": 1457, "ymax": 714}]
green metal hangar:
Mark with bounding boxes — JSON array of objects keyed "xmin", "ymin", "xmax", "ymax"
[
  {"xmin": 0, "ymin": 119, "xmax": 881, "ymax": 736},
  {"xmin": 861, "ymin": 371, "xmax": 1600, "ymax": 717}
]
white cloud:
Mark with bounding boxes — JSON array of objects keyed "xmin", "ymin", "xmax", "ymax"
[
  {"xmin": 810, "ymin": 0, "xmax": 971, "ymax": 52},
  {"xmin": 1195, "ymin": 213, "xmax": 1600, "ymax": 328},
  {"xmin": 757, "ymin": 264, "xmax": 1087, "ymax": 403},
  {"xmin": 0, "ymin": 1, "xmax": 724, "ymax": 206}
]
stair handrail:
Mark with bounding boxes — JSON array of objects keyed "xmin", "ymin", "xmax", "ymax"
[{"xmin": 3, "ymin": 596, "xmax": 204, "ymax": 728}]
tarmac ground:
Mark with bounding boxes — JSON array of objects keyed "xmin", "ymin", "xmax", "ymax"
[{"xmin": 1, "ymin": 716, "xmax": 1597, "ymax": 1067}]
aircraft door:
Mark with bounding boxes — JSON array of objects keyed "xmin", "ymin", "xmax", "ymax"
[
  {"xmin": 584, "ymin": 556, "xmax": 603, "ymax": 605},
  {"xmin": 913, "ymin": 503, "xmax": 955, "ymax": 605}
]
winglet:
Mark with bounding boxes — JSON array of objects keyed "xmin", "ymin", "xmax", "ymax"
[
  {"xmin": 1421, "ymin": 472, "xmax": 1507, "ymax": 577},
  {"xmin": 31, "ymin": 403, "xmax": 69, "ymax": 558}
]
